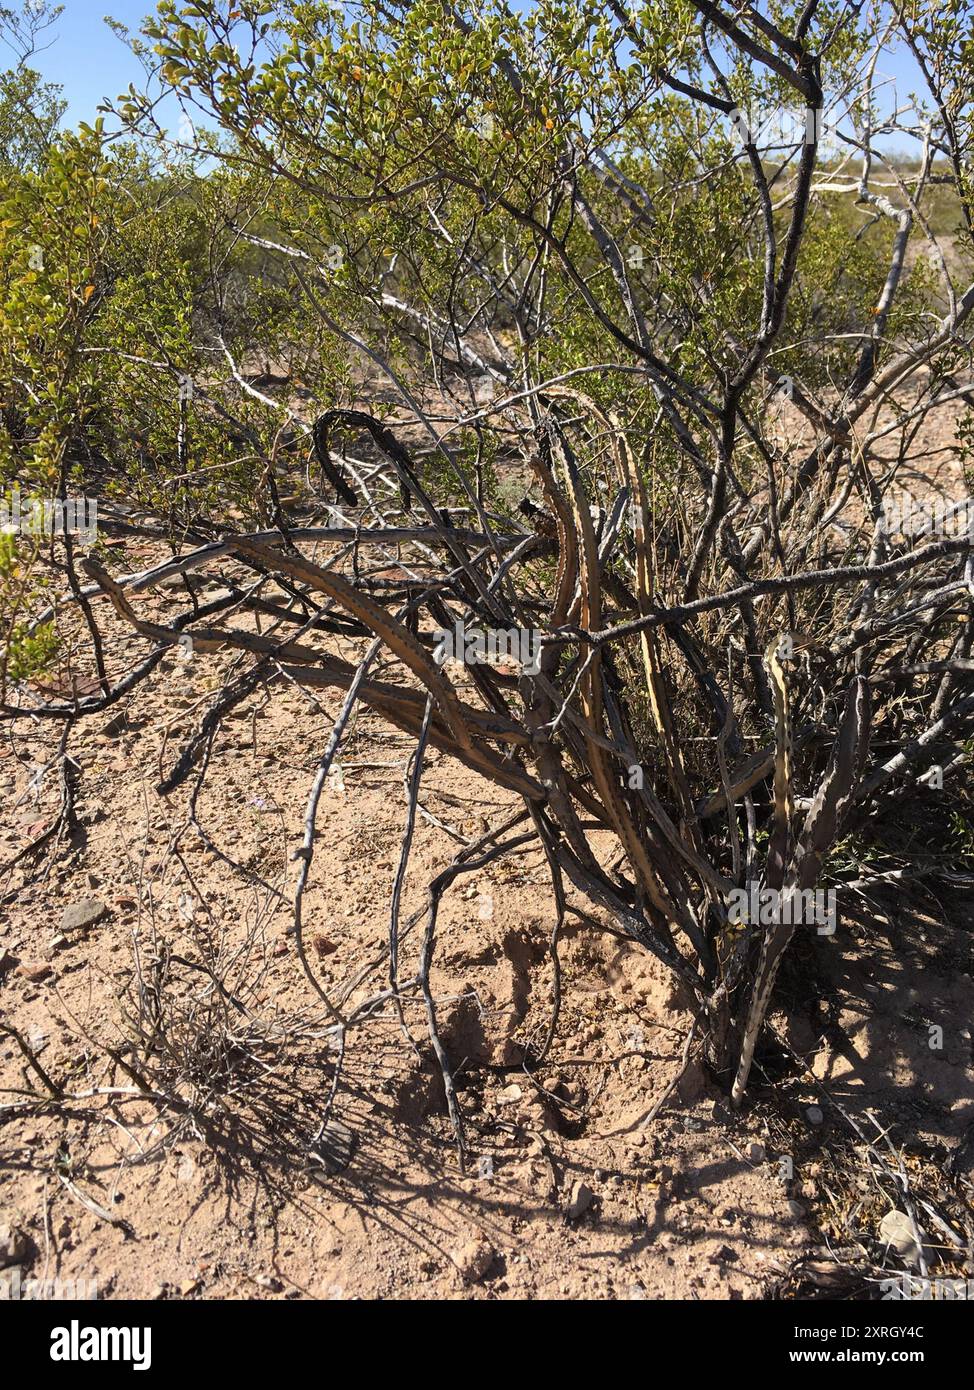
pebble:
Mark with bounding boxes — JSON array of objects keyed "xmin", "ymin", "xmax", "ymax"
[
  {"xmin": 0, "ymin": 1224, "xmax": 27, "ymax": 1267},
  {"xmin": 567, "ymin": 1180, "xmax": 594, "ymax": 1220},
  {"xmin": 61, "ymin": 898, "xmax": 109, "ymax": 932},
  {"xmin": 803, "ymin": 1261, "xmax": 848, "ymax": 1290},
  {"xmin": 879, "ymin": 1210, "xmax": 922, "ymax": 1265},
  {"xmin": 312, "ymin": 1119, "xmax": 356, "ymax": 1174},
  {"xmin": 710, "ymin": 1245, "xmax": 738, "ymax": 1263},
  {"xmin": 453, "ymin": 1237, "xmax": 495, "ymax": 1285},
  {"xmin": 19, "ymin": 961, "xmax": 52, "ymax": 983}
]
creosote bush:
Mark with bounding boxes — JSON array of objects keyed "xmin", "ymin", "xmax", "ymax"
[{"xmin": 3, "ymin": 0, "xmax": 974, "ymax": 1155}]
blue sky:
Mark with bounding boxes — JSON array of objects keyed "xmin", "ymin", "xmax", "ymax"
[
  {"xmin": 21, "ymin": 2, "xmax": 157, "ymax": 123},
  {"xmin": 14, "ymin": 0, "xmax": 929, "ymax": 152}
]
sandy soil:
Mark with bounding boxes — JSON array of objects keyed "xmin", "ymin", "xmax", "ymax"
[{"xmin": 2, "ymin": 538, "xmax": 973, "ymax": 1303}]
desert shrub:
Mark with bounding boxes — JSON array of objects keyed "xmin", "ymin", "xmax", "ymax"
[{"xmin": 4, "ymin": 0, "xmax": 974, "ymax": 1153}]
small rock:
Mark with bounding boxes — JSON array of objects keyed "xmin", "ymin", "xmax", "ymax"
[
  {"xmin": 150, "ymin": 1284, "xmax": 168, "ymax": 1300},
  {"xmin": 49, "ymin": 934, "xmax": 70, "ymax": 952},
  {"xmin": 567, "ymin": 1180, "xmax": 594, "ymax": 1220},
  {"xmin": 176, "ymin": 1155, "xmax": 196, "ymax": 1184},
  {"xmin": 0, "ymin": 1224, "xmax": 27, "ymax": 1268},
  {"xmin": 177, "ymin": 1278, "xmax": 200, "ymax": 1297},
  {"xmin": 748, "ymin": 1142, "xmax": 766, "ymax": 1163},
  {"xmin": 496, "ymin": 1084, "xmax": 523, "ymax": 1105},
  {"xmin": 710, "ymin": 1245, "xmax": 738, "ymax": 1264},
  {"xmin": 61, "ymin": 898, "xmax": 109, "ymax": 933},
  {"xmin": 256, "ymin": 1274, "xmax": 282, "ymax": 1292},
  {"xmin": 453, "ymin": 1237, "xmax": 495, "ymax": 1285},
  {"xmin": 879, "ymin": 1210, "xmax": 922, "ymax": 1265},
  {"xmin": 803, "ymin": 1261, "xmax": 849, "ymax": 1290},
  {"xmin": 805, "ymin": 1105, "xmax": 824, "ymax": 1126},
  {"xmin": 788, "ymin": 1199, "xmax": 806, "ymax": 1219},
  {"xmin": 19, "ymin": 961, "xmax": 52, "ymax": 983},
  {"xmin": 312, "ymin": 1119, "xmax": 356, "ymax": 1174}
]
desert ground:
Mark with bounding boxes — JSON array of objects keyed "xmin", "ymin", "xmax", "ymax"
[{"xmin": 2, "ymin": 454, "xmax": 973, "ymax": 1300}]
